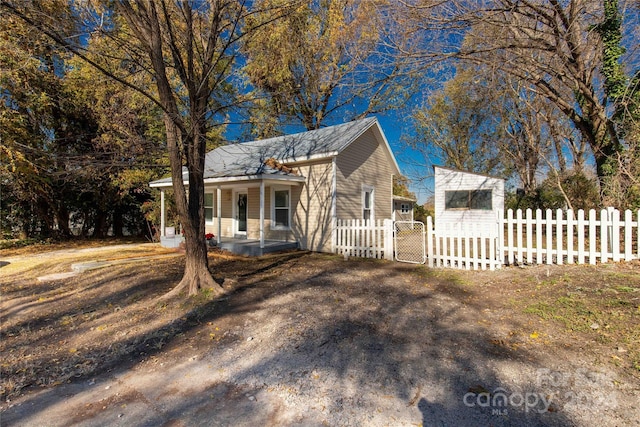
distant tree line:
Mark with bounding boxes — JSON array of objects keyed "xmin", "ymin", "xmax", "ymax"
[{"xmin": 0, "ymin": 10, "xmax": 167, "ymax": 239}]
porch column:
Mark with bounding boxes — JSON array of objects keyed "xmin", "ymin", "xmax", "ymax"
[
  {"xmin": 216, "ymin": 186, "xmax": 222, "ymax": 244},
  {"xmin": 160, "ymin": 189, "xmax": 166, "ymax": 237},
  {"xmin": 259, "ymin": 180, "xmax": 265, "ymax": 249}
]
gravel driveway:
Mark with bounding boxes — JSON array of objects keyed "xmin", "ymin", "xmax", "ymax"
[{"xmin": 2, "ymin": 250, "xmax": 638, "ymax": 426}]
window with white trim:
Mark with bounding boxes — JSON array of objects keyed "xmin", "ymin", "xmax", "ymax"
[
  {"xmin": 400, "ymin": 203, "xmax": 411, "ymax": 213},
  {"xmin": 271, "ymin": 187, "xmax": 290, "ymax": 229},
  {"xmin": 362, "ymin": 185, "xmax": 374, "ymax": 221},
  {"xmin": 204, "ymin": 193, "xmax": 214, "ymax": 224}
]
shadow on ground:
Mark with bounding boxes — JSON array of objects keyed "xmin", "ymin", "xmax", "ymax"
[{"xmin": 1, "ymin": 251, "xmax": 580, "ymax": 426}]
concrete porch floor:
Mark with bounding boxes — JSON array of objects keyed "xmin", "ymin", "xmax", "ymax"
[{"xmin": 214, "ymin": 238, "xmax": 299, "ymax": 256}]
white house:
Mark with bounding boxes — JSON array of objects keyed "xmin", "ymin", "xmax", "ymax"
[{"xmin": 434, "ymin": 166, "xmax": 504, "ymax": 235}]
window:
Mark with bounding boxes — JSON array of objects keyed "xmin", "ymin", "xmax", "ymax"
[
  {"xmin": 470, "ymin": 189, "xmax": 492, "ymax": 210},
  {"xmin": 362, "ymin": 186, "xmax": 374, "ymax": 221},
  {"xmin": 272, "ymin": 187, "xmax": 290, "ymax": 229},
  {"xmin": 204, "ymin": 193, "xmax": 214, "ymax": 224},
  {"xmin": 445, "ymin": 190, "xmax": 492, "ymax": 210},
  {"xmin": 400, "ymin": 203, "xmax": 411, "ymax": 213}
]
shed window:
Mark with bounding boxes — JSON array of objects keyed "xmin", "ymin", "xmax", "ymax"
[
  {"xmin": 400, "ymin": 203, "xmax": 411, "ymax": 213},
  {"xmin": 272, "ymin": 188, "xmax": 290, "ymax": 229},
  {"xmin": 445, "ymin": 190, "xmax": 492, "ymax": 210}
]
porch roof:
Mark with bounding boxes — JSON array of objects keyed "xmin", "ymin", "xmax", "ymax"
[
  {"xmin": 149, "ymin": 171, "xmax": 305, "ymax": 188},
  {"xmin": 150, "ymin": 117, "xmax": 384, "ymax": 188}
]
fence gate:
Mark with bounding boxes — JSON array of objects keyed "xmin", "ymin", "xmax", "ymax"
[{"xmin": 394, "ymin": 221, "xmax": 426, "ymax": 264}]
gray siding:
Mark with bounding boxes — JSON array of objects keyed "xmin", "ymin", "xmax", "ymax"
[{"xmin": 393, "ymin": 201, "xmax": 414, "ymax": 222}]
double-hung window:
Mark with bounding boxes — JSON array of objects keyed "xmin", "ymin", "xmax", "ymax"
[
  {"xmin": 362, "ymin": 185, "xmax": 374, "ymax": 221},
  {"xmin": 272, "ymin": 187, "xmax": 290, "ymax": 229},
  {"xmin": 204, "ymin": 193, "xmax": 214, "ymax": 224}
]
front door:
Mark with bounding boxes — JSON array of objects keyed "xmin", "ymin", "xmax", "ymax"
[{"xmin": 235, "ymin": 192, "xmax": 248, "ymax": 236}]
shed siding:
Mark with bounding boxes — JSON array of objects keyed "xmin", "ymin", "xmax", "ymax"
[
  {"xmin": 335, "ymin": 127, "xmax": 393, "ymax": 221},
  {"xmin": 434, "ymin": 167, "xmax": 504, "ymax": 231}
]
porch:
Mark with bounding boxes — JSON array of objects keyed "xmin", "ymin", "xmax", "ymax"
[
  {"xmin": 154, "ymin": 173, "xmax": 305, "ymax": 255},
  {"xmin": 214, "ymin": 238, "xmax": 299, "ymax": 257}
]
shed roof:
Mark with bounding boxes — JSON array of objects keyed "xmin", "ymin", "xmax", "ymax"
[
  {"xmin": 150, "ymin": 117, "xmax": 399, "ymax": 187},
  {"xmin": 433, "ymin": 165, "xmax": 505, "ymax": 181}
]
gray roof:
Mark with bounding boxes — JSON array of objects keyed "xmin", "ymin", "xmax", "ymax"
[
  {"xmin": 393, "ymin": 194, "xmax": 417, "ymax": 202},
  {"xmin": 151, "ymin": 117, "xmax": 383, "ymax": 186}
]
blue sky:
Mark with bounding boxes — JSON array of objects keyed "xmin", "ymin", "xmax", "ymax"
[{"xmin": 376, "ymin": 114, "xmax": 433, "ymax": 205}]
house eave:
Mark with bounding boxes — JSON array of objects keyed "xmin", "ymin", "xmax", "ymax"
[
  {"xmin": 150, "ymin": 174, "xmax": 305, "ymax": 189},
  {"xmin": 149, "ymin": 180, "xmax": 175, "ymax": 189},
  {"xmin": 393, "ymin": 195, "xmax": 417, "ymax": 202},
  {"xmin": 204, "ymin": 174, "xmax": 305, "ymax": 185},
  {"xmin": 433, "ymin": 165, "xmax": 505, "ymax": 181}
]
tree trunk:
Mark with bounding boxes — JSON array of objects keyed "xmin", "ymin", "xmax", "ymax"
[
  {"xmin": 177, "ymin": 160, "xmax": 219, "ymax": 295},
  {"xmin": 113, "ymin": 205, "xmax": 124, "ymax": 237},
  {"xmin": 55, "ymin": 204, "xmax": 72, "ymax": 238},
  {"xmin": 162, "ymin": 117, "xmax": 222, "ymax": 297},
  {"xmin": 581, "ymin": 108, "xmax": 623, "ymax": 204},
  {"xmin": 116, "ymin": 0, "xmax": 225, "ymax": 298},
  {"xmin": 92, "ymin": 206, "xmax": 109, "ymax": 238},
  {"xmin": 36, "ymin": 198, "xmax": 52, "ymax": 237},
  {"xmin": 177, "ymin": 231, "xmax": 217, "ymax": 295}
]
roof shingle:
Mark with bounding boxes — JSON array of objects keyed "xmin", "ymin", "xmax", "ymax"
[{"xmin": 150, "ymin": 117, "xmax": 378, "ymax": 186}]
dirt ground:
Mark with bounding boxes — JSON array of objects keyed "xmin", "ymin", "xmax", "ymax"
[{"xmin": 1, "ymin": 242, "xmax": 639, "ymax": 426}]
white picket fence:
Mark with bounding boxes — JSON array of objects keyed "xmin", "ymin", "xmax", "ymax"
[
  {"xmin": 426, "ymin": 217, "xmax": 502, "ymax": 270},
  {"xmin": 501, "ymin": 208, "xmax": 640, "ymax": 265},
  {"xmin": 334, "ymin": 219, "xmax": 394, "ymax": 260},
  {"xmin": 334, "ymin": 208, "xmax": 640, "ymax": 269},
  {"xmin": 335, "ymin": 218, "xmax": 500, "ymax": 269}
]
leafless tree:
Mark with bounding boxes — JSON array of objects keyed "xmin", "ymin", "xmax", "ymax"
[{"xmin": 394, "ymin": 0, "xmax": 639, "ymax": 202}]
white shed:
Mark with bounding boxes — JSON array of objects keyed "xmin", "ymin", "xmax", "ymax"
[{"xmin": 434, "ymin": 166, "xmax": 504, "ymax": 235}]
